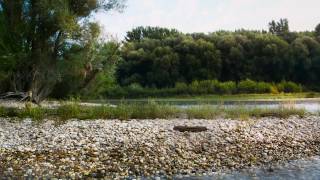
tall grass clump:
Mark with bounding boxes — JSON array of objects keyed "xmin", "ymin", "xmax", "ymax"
[
  {"xmin": 237, "ymin": 79, "xmax": 257, "ymax": 93},
  {"xmin": 224, "ymin": 107, "xmax": 251, "ymax": 120},
  {"xmin": 18, "ymin": 102, "xmax": 46, "ymax": 121},
  {"xmin": 248, "ymin": 108, "xmax": 306, "ymax": 118},
  {"xmin": 186, "ymin": 105, "xmax": 221, "ymax": 119},
  {"xmin": 0, "ymin": 106, "xmax": 6, "ymax": 117},
  {"xmin": 57, "ymin": 101, "xmax": 81, "ymax": 120},
  {"xmin": 131, "ymin": 101, "xmax": 181, "ymax": 119}
]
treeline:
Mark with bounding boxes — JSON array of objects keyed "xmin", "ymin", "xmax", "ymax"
[
  {"xmin": 1, "ymin": 9, "xmax": 320, "ymax": 101},
  {"xmin": 117, "ymin": 21, "xmax": 320, "ymax": 92},
  {"xmin": 106, "ymin": 79, "xmax": 302, "ymax": 98}
]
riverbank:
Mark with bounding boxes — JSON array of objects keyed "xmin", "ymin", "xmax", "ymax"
[{"xmin": 0, "ymin": 116, "xmax": 319, "ymax": 178}]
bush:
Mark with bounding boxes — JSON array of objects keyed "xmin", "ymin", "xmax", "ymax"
[
  {"xmin": 277, "ymin": 81, "xmax": 302, "ymax": 93},
  {"xmin": 105, "ymin": 85, "xmax": 128, "ymax": 98},
  {"xmin": 256, "ymin": 82, "xmax": 272, "ymax": 93},
  {"xmin": 189, "ymin": 80, "xmax": 200, "ymax": 94},
  {"xmin": 270, "ymin": 85, "xmax": 279, "ymax": 94},
  {"xmin": 216, "ymin": 81, "xmax": 237, "ymax": 94},
  {"xmin": 174, "ymin": 82, "xmax": 189, "ymax": 94},
  {"xmin": 198, "ymin": 80, "xmax": 218, "ymax": 94},
  {"xmin": 237, "ymin": 79, "xmax": 257, "ymax": 93}
]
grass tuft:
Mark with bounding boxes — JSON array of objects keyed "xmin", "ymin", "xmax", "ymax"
[{"xmin": 186, "ymin": 105, "xmax": 221, "ymax": 119}]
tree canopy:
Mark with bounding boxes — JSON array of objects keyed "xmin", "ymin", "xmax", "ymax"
[
  {"xmin": 117, "ymin": 23, "xmax": 320, "ymax": 90},
  {"xmin": 0, "ymin": 0, "xmax": 126, "ymax": 102}
]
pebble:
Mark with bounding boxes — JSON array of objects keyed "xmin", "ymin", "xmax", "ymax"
[{"xmin": 0, "ymin": 116, "xmax": 319, "ymax": 178}]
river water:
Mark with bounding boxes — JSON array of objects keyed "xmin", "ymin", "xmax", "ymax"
[
  {"xmin": 175, "ymin": 156, "xmax": 320, "ymax": 180},
  {"xmin": 103, "ymin": 99, "xmax": 320, "ymax": 113}
]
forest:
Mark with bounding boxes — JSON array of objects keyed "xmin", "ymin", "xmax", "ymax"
[{"xmin": 0, "ymin": 1, "xmax": 320, "ymax": 101}]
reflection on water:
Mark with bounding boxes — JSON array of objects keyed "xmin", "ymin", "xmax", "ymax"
[
  {"xmin": 179, "ymin": 102, "xmax": 320, "ymax": 113},
  {"xmin": 102, "ymin": 99, "xmax": 320, "ymax": 113},
  {"xmin": 177, "ymin": 156, "xmax": 320, "ymax": 180}
]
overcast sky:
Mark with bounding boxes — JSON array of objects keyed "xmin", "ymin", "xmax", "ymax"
[{"xmin": 95, "ymin": 0, "xmax": 320, "ymax": 39}]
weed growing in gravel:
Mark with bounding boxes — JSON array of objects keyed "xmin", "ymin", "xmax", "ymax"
[
  {"xmin": 18, "ymin": 103, "xmax": 46, "ymax": 121},
  {"xmin": 0, "ymin": 106, "xmax": 6, "ymax": 117},
  {"xmin": 186, "ymin": 105, "xmax": 222, "ymax": 119},
  {"xmin": 130, "ymin": 101, "xmax": 181, "ymax": 119},
  {"xmin": 57, "ymin": 101, "xmax": 82, "ymax": 120}
]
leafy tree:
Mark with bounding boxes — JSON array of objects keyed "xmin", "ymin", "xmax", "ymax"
[
  {"xmin": 315, "ymin": 23, "xmax": 320, "ymax": 42},
  {"xmin": 269, "ymin": 18, "xmax": 289, "ymax": 36},
  {"xmin": 0, "ymin": 0, "xmax": 126, "ymax": 103},
  {"xmin": 118, "ymin": 24, "xmax": 320, "ymax": 91},
  {"xmin": 125, "ymin": 26, "xmax": 180, "ymax": 42}
]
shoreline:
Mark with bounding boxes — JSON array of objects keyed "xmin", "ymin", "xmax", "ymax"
[{"xmin": 0, "ymin": 116, "xmax": 319, "ymax": 178}]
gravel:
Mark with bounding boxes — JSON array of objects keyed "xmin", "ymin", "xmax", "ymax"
[{"xmin": 0, "ymin": 116, "xmax": 319, "ymax": 178}]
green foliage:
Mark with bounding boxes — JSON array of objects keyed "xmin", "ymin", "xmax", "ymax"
[
  {"xmin": 216, "ymin": 81, "xmax": 237, "ymax": 94},
  {"xmin": 186, "ymin": 105, "xmax": 221, "ymax": 119},
  {"xmin": 0, "ymin": 106, "xmax": 6, "ymax": 117},
  {"xmin": 18, "ymin": 106, "xmax": 45, "ymax": 121},
  {"xmin": 117, "ymin": 25, "xmax": 320, "ymax": 93},
  {"xmin": 0, "ymin": 0, "xmax": 126, "ymax": 102},
  {"xmin": 174, "ymin": 82, "xmax": 189, "ymax": 94},
  {"xmin": 0, "ymin": 103, "xmax": 307, "ymax": 121},
  {"xmin": 57, "ymin": 101, "xmax": 82, "ymax": 120},
  {"xmin": 237, "ymin": 79, "xmax": 257, "ymax": 93},
  {"xmin": 104, "ymin": 79, "xmax": 303, "ymax": 98},
  {"xmin": 256, "ymin": 82, "xmax": 272, "ymax": 93},
  {"xmin": 277, "ymin": 81, "xmax": 302, "ymax": 93}
]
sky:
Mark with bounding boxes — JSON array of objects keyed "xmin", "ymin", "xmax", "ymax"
[{"xmin": 95, "ymin": 0, "xmax": 320, "ymax": 40}]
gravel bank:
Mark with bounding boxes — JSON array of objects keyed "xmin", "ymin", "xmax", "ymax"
[{"xmin": 0, "ymin": 116, "xmax": 319, "ymax": 179}]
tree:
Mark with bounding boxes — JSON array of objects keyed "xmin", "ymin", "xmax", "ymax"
[
  {"xmin": 0, "ymin": 0, "xmax": 126, "ymax": 103},
  {"xmin": 269, "ymin": 18, "xmax": 289, "ymax": 36},
  {"xmin": 125, "ymin": 26, "xmax": 180, "ymax": 42},
  {"xmin": 315, "ymin": 23, "xmax": 320, "ymax": 42}
]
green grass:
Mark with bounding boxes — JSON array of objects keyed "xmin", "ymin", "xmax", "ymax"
[
  {"xmin": 186, "ymin": 105, "xmax": 222, "ymax": 119},
  {"xmin": 0, "ymin": 100, "xmax": 310, "ymax": 122}
]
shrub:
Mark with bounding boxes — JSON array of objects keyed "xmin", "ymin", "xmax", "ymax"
[
  {"xmin": 256, "ymin": 82, "xmax": 272, "ymax": 93},
  {"xmin": 105, "ymin": 85, "xmax": 128, "ymax": 98},
  {"xmin": 198, "ymin": 80, "xmax": 218, "ymax": 94},
  {"xmin": 237, "ymin": 79, "xmax": 257, "ymax": 93},
  {"xmin": 270, "ymin": 85, "xmax": 279, "ymax": 94},
  {"xmin": 277, "ymin": 81, "xmax": 302, "ymax": 93},
  {"xmin": 189, "ymin": 80, "xmax": 200, "ymax": 94},
  {"xmin": 216, "ymin": 81, "xmax": 237, "ymax": 94},
  {"xmin": 174, "ymin": 82, "xmax": 189, "ymax": 94}
]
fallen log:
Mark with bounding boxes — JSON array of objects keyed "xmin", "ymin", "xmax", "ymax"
[
  {"xmin": 0, "ymin": 92, "xmax": 28, "ymax": 100},
  {"xmin": 173, "ymin": 126, "xmax": 208, "ymax": 132}
]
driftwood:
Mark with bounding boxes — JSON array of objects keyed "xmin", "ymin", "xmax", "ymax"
[
  {"xmin": 0, "ymin": 91, "xmax": 39, "ymax": 104},
  {"xmin": 173, "ymin": 126, "xmax": 208, "ymax": 132},
  {"xmin": 0, "ymin": 92, "xmax": 29, "ymax": 100}
]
